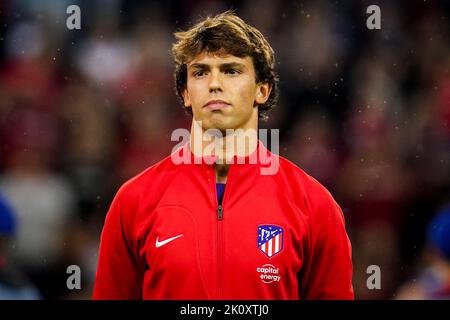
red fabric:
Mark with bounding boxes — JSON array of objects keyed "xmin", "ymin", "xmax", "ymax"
[{"xmin": 93, "ymin": 141, "xmax": 353, "ymax": 300}]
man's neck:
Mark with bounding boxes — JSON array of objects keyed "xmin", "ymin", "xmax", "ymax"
[
  {"xmin": 215, "ymin": 163, "xmax": 229, "ymax": 183},
  {"xmin": 189, "ymin": 119, "xmax": 258, "ymax": 183},
  {"xmin": 189, "ymin": 120, "xmax": 258, "ymax": 163}
]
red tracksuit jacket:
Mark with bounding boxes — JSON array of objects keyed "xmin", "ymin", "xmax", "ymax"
[{"xmin": 93, "ymin": 140, "xmax": 354, "ymax": 299}]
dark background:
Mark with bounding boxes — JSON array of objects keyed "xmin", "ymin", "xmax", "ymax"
[{"xmin": 0, "ymin": 0, "xmax": 449, "ymax": 299}]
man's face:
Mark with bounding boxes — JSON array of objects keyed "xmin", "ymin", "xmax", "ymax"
[{"xmin": 182, "ymin": 52, "xmax": 271, "ymax": 132}]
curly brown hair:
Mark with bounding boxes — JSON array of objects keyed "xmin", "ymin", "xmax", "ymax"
[{"xmin": 171, "ymin": 10, "xmax": 279, "ymax": 121}]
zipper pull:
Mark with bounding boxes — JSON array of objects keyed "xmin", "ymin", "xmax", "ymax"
[{"xmin": 217, "ymin": 204, "xmax": 223, "ymax": 220}]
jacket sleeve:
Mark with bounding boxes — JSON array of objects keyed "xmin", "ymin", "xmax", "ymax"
[
  {"xmin": 299, "ymin": 187, "xmax": 354, "ymax": 300},
  {"xmin": 92, "ymin": 185, "xmax": 144, "ymax": 300}
]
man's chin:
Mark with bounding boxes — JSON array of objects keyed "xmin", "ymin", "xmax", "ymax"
[
  {"xmin": 202, "ymin": 117, "xmax": 233, "ymax": 132},
  {"xmin": 192, "ymin": 114, "xmax": 240, "ymax": 134},
  {"xmin": 203, "ymin": 124, "xmax": 229, "ymax": 135}
]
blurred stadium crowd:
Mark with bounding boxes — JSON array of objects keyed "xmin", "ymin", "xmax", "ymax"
[{"xmin": 0, "ymin": 0, "xmax": 449, "ymax": 299}]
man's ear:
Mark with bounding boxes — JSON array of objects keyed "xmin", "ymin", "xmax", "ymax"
[
  {"xmin": 181, "ymin": 88, "xmax": 192, "ymax": 108},
  {"xmin": 255, "ymin": 83, "xmax": 272, "ymax": 105}
]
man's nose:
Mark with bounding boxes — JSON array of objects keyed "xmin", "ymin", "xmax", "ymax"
[{"xmin": 209, "ymin": 70, "xmax": 222, "ymax": 92}]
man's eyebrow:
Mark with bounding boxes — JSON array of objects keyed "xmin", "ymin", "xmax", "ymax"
[
  {"xmin": 188, "ymin": 62, "xmax": 247, "ymax": 70},
  {"xmin": 220, "ymin": 62, "xmax": 246, "ymax": 70},
  {"xmin": 188, "ymin": 63, "xmax": 209, "ymax": 70}
]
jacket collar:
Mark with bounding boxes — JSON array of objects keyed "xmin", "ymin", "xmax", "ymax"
[{"xmin": 176, "ymin": 139, "xmax": 273, "ymax": 167}]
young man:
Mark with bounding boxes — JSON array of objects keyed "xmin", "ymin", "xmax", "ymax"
[{"xmin": 93, "ymin": 11, "xmax": 353, "ymax": 300}]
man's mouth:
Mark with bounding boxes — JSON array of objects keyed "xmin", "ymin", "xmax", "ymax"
[{"xmin": 203, "ymin": 100, "xmax": 231, "ymax": 110}]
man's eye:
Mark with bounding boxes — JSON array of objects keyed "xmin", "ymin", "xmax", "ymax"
[
  {"xmin": 224, "ymin": 69, "xmax": 240, "ymax": 75},
  {"xmin": 193, "ymin": 70, "xmax": 206, "ymax": 77}
]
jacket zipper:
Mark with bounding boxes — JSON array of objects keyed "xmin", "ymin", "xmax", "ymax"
[
  {"xmin": 214, "ymin": 164, "xmax": 232, "ymax": 299},
  {"xmin": 217, "ymin": 204, "xmax": 223, "ymax": 299},
  {"xmin": 215, "ymin": 171, "xmax": 223, "ymax": 299},
  {"xmin": 217, "ymin": 204, "xmax": 223, "ymax": 220}
]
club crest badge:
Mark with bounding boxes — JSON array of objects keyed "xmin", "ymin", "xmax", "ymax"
[{"xmin": 257, "ymin": 225, "xmax": 284, "ymax": 258}]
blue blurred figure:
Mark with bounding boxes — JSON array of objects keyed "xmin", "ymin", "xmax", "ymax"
[
  {"xmin": 0, "ymin": 194, "xmax": 41, "ymax": 299},
  {"xmin": 397, "ymin": 205, "xmax": 450, "ymax": 299}
]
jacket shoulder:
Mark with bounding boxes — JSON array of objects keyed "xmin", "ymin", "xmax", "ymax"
[
  {"xmin": 276, "ymin": 156, "xmax": 340, "ymax": 213},
  {"xmin": 113, "ymin": 151, "xmax": 180, "ymax": 209}
]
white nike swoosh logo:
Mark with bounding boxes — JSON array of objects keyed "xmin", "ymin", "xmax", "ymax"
[{"xmin": 155, "ymin": 234, "xmax": 183, "ymax": 248}]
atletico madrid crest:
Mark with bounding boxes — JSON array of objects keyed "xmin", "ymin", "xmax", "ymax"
[{"xmin": 257, "ymin": 225, "xmax": 284, "ymax": 258}]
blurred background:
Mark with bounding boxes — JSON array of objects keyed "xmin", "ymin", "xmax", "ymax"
[{"xmin": 0, "ymin": 0, "xmax": 449, "ymax": 299}]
